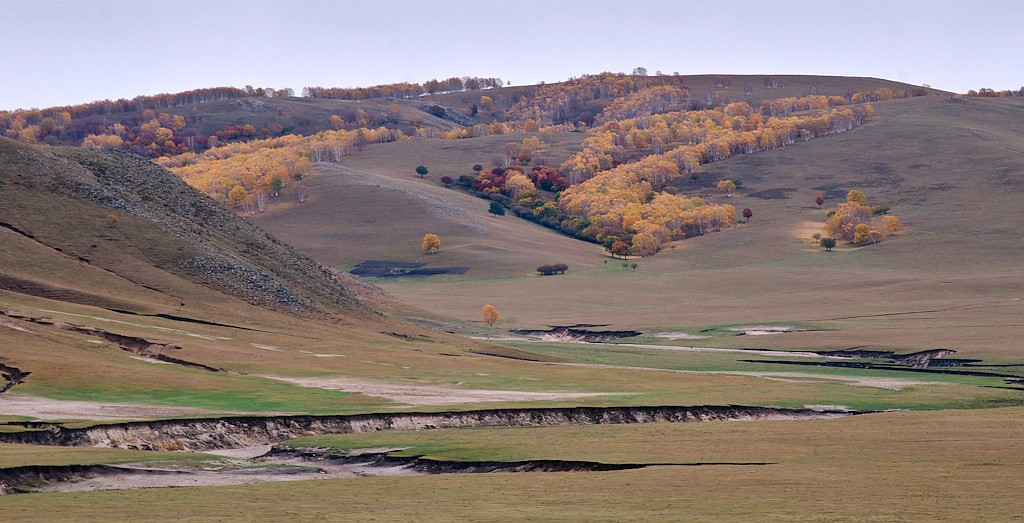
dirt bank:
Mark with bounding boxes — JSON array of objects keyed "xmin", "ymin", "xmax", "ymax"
[{"xmin": 0, "ymin": 405, "xmax": 854, "ymax": 451}]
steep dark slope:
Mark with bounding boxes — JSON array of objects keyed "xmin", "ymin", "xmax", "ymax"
[{"xmin": 0, "ymin": 137, "xmax": 370, "ymax": 318}]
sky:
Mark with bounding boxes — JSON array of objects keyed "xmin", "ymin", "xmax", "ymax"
[{"xmin": 2, "ymin": 0, "xmax": 1022, "ymax": 111}]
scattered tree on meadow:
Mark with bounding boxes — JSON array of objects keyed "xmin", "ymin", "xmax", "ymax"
[
  {"xmin": 440, "ymin": 175, "xmax": 453, "ymax": 188},
  {"xmin": 422, "ymin": 233, "xmax": 440, "ymax": 254},
  {"xmin": 742, "ymin": 208, "xmax": 753, "ymax": 221},
  {"xmin": 294, "ymin": 184, "xmax": 309, "ymax": 203},
  {"xmin": 717, "ymin": 179, "xmax": 736, "ymax": 197},
  {"xmin": 882, "ymin": 215, "xmax": 901, "ymax": 235},
  {"xmin": 609, "ymin": 241, "xmax": 630, "ymax": 259},
  {"xmin": 815, "ymin": 195, "xmax": 825, "ymax": 208},
  {"xmin": 415, "ymin": 165, "xmax": 428, "ymax": 178},
  {"xmin": 630, "ymin": 263, "xmax": 638, "ymax": 271},
  {"xmin": 820, "ymin": 238, "xmax": 836, "ymax": 251},
  {"xmin": 489, "ymin": 201, "xmax": 506, "ymax": 216},
  {"xmin": 482, "ymin": 304, "xmax": 499, "ymax": 326}
]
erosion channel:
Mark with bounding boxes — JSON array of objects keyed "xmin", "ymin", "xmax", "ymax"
[{"xmin": 1, "ymin": 405, "xmax": 852, "ymax": 493}]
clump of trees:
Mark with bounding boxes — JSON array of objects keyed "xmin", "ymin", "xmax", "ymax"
[
  {"xmin": 537, "ymin": 263, "xmax": 568, "ymax": 275},
  {"xmin": 822, "ymin": 190, "xmax": 901, "ymax": 245}
]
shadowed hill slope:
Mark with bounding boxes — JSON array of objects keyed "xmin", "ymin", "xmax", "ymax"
[{"xmin": 0, "ymin": 137, "xmax": 369, "ymax": 318}]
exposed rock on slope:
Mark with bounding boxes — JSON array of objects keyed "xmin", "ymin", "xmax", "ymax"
[{"xmin": 0, "ymin": 137, "xmax": 371, "ymax": 318}]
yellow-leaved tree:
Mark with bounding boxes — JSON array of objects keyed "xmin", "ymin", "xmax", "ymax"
[
  {"xmin": 717, "ymin": 179, "xmax": 736, "ymax": 197},
  {"xmin": 482, "ymin": 304, "xmax": 498, "ymax": 326},
  {"xmin": 227, "ymin": 185, "xmax": 248, "ymax": 207},
  {"xmin": 846, "ymin": 190, "xmax": 866, "ymax": 206},
  {"xmin": 852, "ymin": 223, "xmax": 871, "ymax": 244},
  {"xmin": 422, "ymin": 233, "xmax": 440, "ymax": 254},
  {"xmin": 882, "ymin": 215, "xmax": 901, "ymax": 235}
]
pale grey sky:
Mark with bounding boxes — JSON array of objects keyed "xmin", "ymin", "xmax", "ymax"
[{"xmin": 2, "ymin": 0, "xmax": 1021, "ymax": 111}]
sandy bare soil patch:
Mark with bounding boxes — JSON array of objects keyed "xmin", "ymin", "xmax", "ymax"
[
  {"xmin": 729, "ymin": 326, "xmax": 795, "ymax": 335},
  {"xmin": 30, "ymin": 453, "xmax": 423, "ymax": 493},
  {"xmin": 259, "ymin": 375, "xmax": 614, "ymax": 405},
  {"xmin": 0, "ymin": 394, "xmax": 294, "ymax": 421}
]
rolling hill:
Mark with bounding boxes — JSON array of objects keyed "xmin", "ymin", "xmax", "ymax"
[
  {"xmin": 252, "ymin": 94, "xmax": 1024, "ymax": 360},
  {"xmin": 1, "ymin": 74, "xmax": 1022, "ymax": 520}
]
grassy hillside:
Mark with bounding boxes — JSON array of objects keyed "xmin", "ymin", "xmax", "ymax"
[{"xmin": 253, "ymin": 96, "xmax": 1024, "ymax": 364}]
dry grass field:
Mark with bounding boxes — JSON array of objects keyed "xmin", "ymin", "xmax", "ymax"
[
  {"xmin": 4, "ymin": 407, "xmax": 1021, "ymax": 521},
  {"xmin": 2, "ymin": 76, "xmax": 1022, "ymax": 519}
]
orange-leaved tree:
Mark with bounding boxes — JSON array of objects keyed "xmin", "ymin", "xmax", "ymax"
[
  {"xmin": 482, "ymin": 304, "xmax": 498, "ymax": 326},
  {"xmin": 422, "ymin": 233, "xmax": 440, "ymax": 254}
]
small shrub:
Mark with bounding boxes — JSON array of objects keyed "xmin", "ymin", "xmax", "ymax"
[{"xmin": 537, "ymin": 263, "xmax": 569, "ymax": 276}]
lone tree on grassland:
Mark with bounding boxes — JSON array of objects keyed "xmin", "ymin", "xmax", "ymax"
[
  {"xmin": 422, "ymin": 233, "xmax": 440, "ymax": 254},
  {"xmin": 415, "ymin": 165, "xmax": 428, "ymax": 178},
  {"xmin": 440, "ymin": 175, "xmax": 453, "ymax": 187},
  {"xmin": 482, "ymin": 304, "xmax": 499, "ymax": 326},
  {"xmin": 820, "ymin": 238, "xmax": 836, "ymax": 252},
  {"xmin": 815, "ymin": 195, "xmax": 825, "ymax": 208},
  {"xmin": 489, "ymin": 201, "xmax": 505, "ymax": 216},
  {"xmin": 742, "ymin": 208, "xmax": 753, "ymax": 221},
  {"xmin": 717, "ymin": 179, "xmax": 736, "ymax": 197}
]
